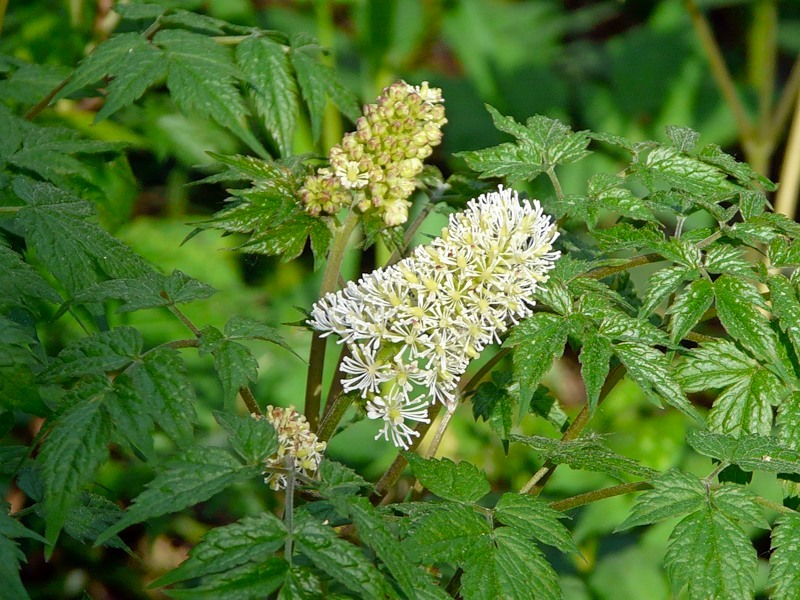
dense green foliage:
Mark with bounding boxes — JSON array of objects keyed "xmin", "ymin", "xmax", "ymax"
[{"xmin": 3, "ymin": 1, "xmax": 800, "ymax": 599}]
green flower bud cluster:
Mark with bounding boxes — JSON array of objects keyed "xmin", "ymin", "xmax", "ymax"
[{"xmin": 300, "ymin": 81, "xmax": 446, "ymax": 226}]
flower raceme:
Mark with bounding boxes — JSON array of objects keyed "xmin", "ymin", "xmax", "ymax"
[
  {"xmin": 309, "ymin": 186, "xmax": 560, "ymax": 448},
  {"xmin": 253, "ymin": 405, "xmax": 326, "ymax": 490},
  {"xmin": 300, "ymin": 80, "xmax": 446, "ymax": 227}
]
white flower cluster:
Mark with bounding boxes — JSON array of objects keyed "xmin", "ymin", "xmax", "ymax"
[
  {"xmin": 254, "ymin": 405, "xmax": 327, "ymax": 490},
  {"xmin": 309, "ymin": 186, "xmax": 560, "ymax": 448}
]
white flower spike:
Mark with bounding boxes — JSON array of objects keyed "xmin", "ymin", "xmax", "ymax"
[{"xmin": 309, "ymin": 186, "xmax": 560, "ymax": 447}]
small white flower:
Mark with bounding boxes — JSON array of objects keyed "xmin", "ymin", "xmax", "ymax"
[
  {"xmin": 340, "ymin": 344, "xmax": 392, "ymax": 397},
  {"xmin": 366, "ymin": 390, "xmax": 431, "ymax": 449},
  {"xmin": 335, "ymin": 160, "xmax": 370, "ymax": 189}
]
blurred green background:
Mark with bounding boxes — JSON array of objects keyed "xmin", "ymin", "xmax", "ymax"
[{"xmin": 3, "ymin": 0, "xmax": 799, "ymax": 597}]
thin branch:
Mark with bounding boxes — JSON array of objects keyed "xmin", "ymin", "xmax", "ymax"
[
  {"xmin": 549, "ymin": 481, "xmax": 653, "ymax": 512},
  {"xmin": 423, "ymin": 403, "xmax": 456, "ymax": 460},
  {"xmin": 546, "ymin": 167, "xmax": 565, "ymax": 201},
  {"xmin": 305, "ymin": 211, "xmax": 359, "ymax": 430},
  {"xmin": 586, "ymin": 253, "xmax": 662, "ymax": 281},
  {"xmin": 387, "ymin": 201, "xmax": 435, "ymax": 267},
  {"xmin": 0, "ymin": 0, "xmax": 8, "ymax": 34},
  {"xmin": 768, "ymin": 56, "xmax": 800, "ymax": 144},
  {"xmin": 774, "ymin": 84, "xmax": 800, "ymax": 219},
  {"xmin": 167, "ymin": 303, "xmax": 201, "ymax": 336},
  {"xmin": 24, "ymin": 76, "xmax": 71, "ymax": 121},
  {"xmin": 686, "ymin": 0, "xmax": 752, "ymax": 137},
  {"xmin": 522, "ymin": 363, "xmax": 626, "ymax": 496}
]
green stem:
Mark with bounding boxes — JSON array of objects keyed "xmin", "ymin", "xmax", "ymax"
[
  {"xmin": 586, "ymin": 253, "xmax": 662, "ymax": 281},
  {"xmin": 523, "ymin": 364, "xmax": 626, "ymax": 496},
  {"xmin": 755, "ymin": 495, "xmax": 799, "ymax": 515},
  {"xmin": 423, "ymin": 402, "xmax": 456, "ymax": 460},
  {"xmin": 774, "ymin": 83, "xmax": 800, "ymax": 219},
  {"xmin": 549, "ymin": 481, "xmax": 653, "ymax": 512},
  {"xmin": 314, "ymin": 0, "xmax": 342, "ymax": 151},
  {"xmin": 316, "ymin": 387, "xmax": 350, "ymax": 443},
  {"xmin": 0, "ymin": 0, "xmax": 8, "ymax": 34},
  {"xmin": 546, "ymin": 167, "xmax": 565, "ymax": 201},
  {"xmin": 371, "ymin": 402, "xmax": 442, "ymax": 504},
  {"xmin": 24, "ymin": 76, "xmax": 71, "ymax": 121},
  {"xmin": 283, "ymin": 455, "xmax": 296, "ymax": 566},
  {"xmin": 167, "ymin": 303, "xmax": 201, "ymax": 336},
  {"xmin": 768, "ymin": 56, "xmax": 800, "ymax": 144},
  {"xmin": 749, "ymin": 0, "xmax": 777, "ymax": 138},
  {"xmin": 686, "ymin": 0, "xmax": 753, "ymax": 140},
  {"xmin": 305, "ymin": 211, "xmax": 359, "ymax": 430},
  {"xmin": 0, "ymin": 206, "xmax": 21, "ymax": 213},
  {"xmin": 387, "ymin": 202, "xmax": 435, "ymax": 266}
]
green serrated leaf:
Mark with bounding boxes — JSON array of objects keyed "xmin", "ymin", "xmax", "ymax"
[
  {"xmin": 665, "ymin": 125, "xmax": 700, "ymax": 153},
  {"xmin": 348, "ymin": 497, "xmax": 448, "ymax": 600},
  {"xmin": 510, "ymin": 434, "xmax": 657, "ymax": 481},
  {"xmin": 579, "ymin": 332, "xmax": 611, "ymax": 412},
  {"xmin": 236, "ymin": 36, "xmax": 297, "ymax": 157},
  {"xmin": 403, "ymin": 503, "xmax": 490, "ymax": 564},
  {"xmin": 44, "ymin": 326, "xmax": 141, "ymax": 381},
  {"xmin": 667, "ymin": 278, "xmax": 713, "ymax": 342},
  {"xmin": 709, "ymin": 485, "xmax": 765, "ymax": 528},
  {"xmin": 278, "ymin": 566, "xmax": 322, "ymax": 600},
  {"xmin": 594, "ymin": 222, "xmax": 664, "ymax": 252},
  {"xmin": 769, "ymin": 274, "xmax": 800, "ymax": 362},
  {"xmin": 706, "ymin": 368, "xmax": 779, "ymax": 437},
  {"xmin": 769, "ymin": 512, "xmax": 800, "ymax": 600},
  {"xmin": 769, "ymin": 237, "xmax": 800, "ymax": 268},
  {"xmin": 506, "ymin": 313, "xmax": 569, "ymax": 396},
  {"xmin": 494, "ymin": 493, "xmax": 577, "ymax": 553},
  {"xmin": 715, "ymin": 274, "xmax": 778, "ymax": 361},
  {"xmin": 213, "ymin": 411, "xmax": 278, "ymax": 465},
  {"xmin": 40, "ymin": 380, "xmax": 112, "ymax": 548},
  {"xmin": 213, "ymin": 340, "xmax": 258, "ymax": 408},
  {"xmin": 528, "ymin": 385, "xmax": 568, "ymax": 432},
  {"xmin": 665, "ymin": 507, "xmax": 756, "ymax": 599},
  {"xmin": 62, "ymin": 492, "xmax": 130, "ymax": 551},
  {"xmin": 600, "ymin": 312, "xmax": 670, "ymax": 347},
  {"xmin": 152, "ymin": 513, "xmax": 286, "ymax": 588},
  {"xmin": 96, "ymin": 447, "xmax": 261, "ymax": 546},
  {"xmin": 459, "ymin": 106, "xmax": 590, "ymax": 182},
  {"xmin": 776, "ymin": 391, "xmax": 800, "ymax": 451},
  {"xmin": 125, "ymin": 347, "xmax": 197, "ymax": 446},
  {"xmin": 316, "ymin": 459, "xmax": 370, "ymax": 499},
  {"xmin": 654, "ymin": 238, "xmax": 702, "ymax": 269},
  {"xmin": 687, "ymin": 429, "xmax": 800, "ymax": 475},
  {"xmin": 461, "ymin": 527, "xmax": 561, "ymax": 600},
  {"xmin": 404, "ymin": 453, "xmax": 490, "ymax": 503},
  {"xmin": 703, "ymin": 244, "xmax": 751, "ymax": 276},
  {"xmin": 0, "ymin": 535, "xmax": 29, "ymax": 600},
  {"xmin": 0, "ymin": 243, "xmax": 61, "ymax": 308},
  {"xmin": 638, "ymin": 145, "xmax": 735, "ymax": 196},
  {"xmin": 290, "ymin": 46, "xmax": 360, "ymax": 142},
  {"xmin": 224, "ymin": 315, "xmax": 300, "ymax": 359},
  {"xmin": 616, "ymin": 470, "xmax": 704, "ymax": 531},
  {"xmin": 73, "ymin": 270, "xmax": 216, "ymax": 313},
  {"xmin": 14, "ymin": 178, "xmax": 150, "ymax": 295},
  {"xmin": 699, "ymin": 144, "xmax": 776, "ymax": 190},
  {"xmin": 675, "ymin": 339, "xmax": 757, "ymax": 391},
  {"xmin": 471, "ymin": 372, "xmax": 515, "ymax": 441},
  {"xmin": 293, "ymin": 510, "xmax": 392, "ymax": 599},
  {"xmin": 154, "ymin": 29, "xmax": 266, "ymax": 157},
  {"xmin": 614, "ymin": 342, "xmax": 702, "ymax": 422},
  {"xmin": 640, "ymin": 266, "xmax": 692, "ymax": 316},
  {"xmin": 165, "ymin": 558, "xmax": 287, "ymax": 600}
]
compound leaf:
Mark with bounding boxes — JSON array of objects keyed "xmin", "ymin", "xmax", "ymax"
[
  {"xmin": 769, "ymin": 513, "xmax": 800, "ymax": 600},
  {"xmin": 404, "ymin": 453, "xmax": 490, "ymax": 503},
  {"xmin": 153, "ymin": 513, "xmax": 286, "ymax": 588},
  {"xmin": 96, "ymin": 446, "xmax": 262, "ymax": 546}
]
